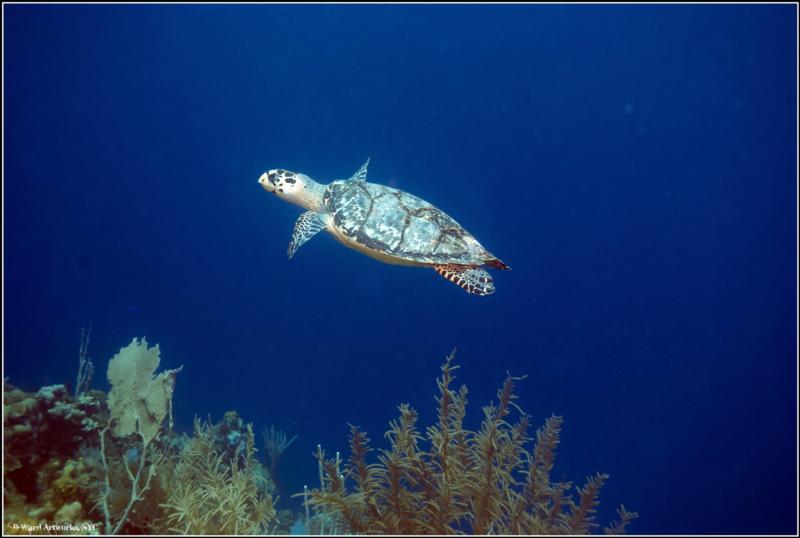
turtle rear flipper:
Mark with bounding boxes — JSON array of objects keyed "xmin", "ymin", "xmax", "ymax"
[{"xmin": 435, "ymin": 264, "xmax": 495, "ymax": 296}]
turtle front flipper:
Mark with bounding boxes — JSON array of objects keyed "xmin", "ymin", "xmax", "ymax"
[
  {"xmin": 288, "ymin": 211, "xmax": 327, "ymax": 259},
  {"xmin": 434, "ymin": 264, "xmax": 495, "ymax": 296}
]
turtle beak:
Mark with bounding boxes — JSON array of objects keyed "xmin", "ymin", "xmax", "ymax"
[{"xmin": 259, "ymin": 171, "xmax": 276, "ymax": 193}]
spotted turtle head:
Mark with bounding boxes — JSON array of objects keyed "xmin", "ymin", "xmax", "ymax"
[
  {"xmin": 259, "ymin": 168, "xmax": 308, "ymax": 199},
  {"xmin": 259, "ymin": 168, "xmax": 324, "ymax": 211}
]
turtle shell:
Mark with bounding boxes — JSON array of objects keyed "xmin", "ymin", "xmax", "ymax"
[{"xmin": 322, "ymin": 180, "xmax": 488, "ymax": 265}]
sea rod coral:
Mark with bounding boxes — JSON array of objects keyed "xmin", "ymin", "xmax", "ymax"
[
  {"xmin": 302, "ymin": 350, "xmax": 638, "ymax": 535},
  {"xmin": 159, "ymin": 416, "xmax": 277, "ymax": 534}
]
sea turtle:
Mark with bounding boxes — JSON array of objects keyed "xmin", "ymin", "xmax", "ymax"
[{"xmin": 258, "ymin": 159, "xmax": 510, "ymax": 295}]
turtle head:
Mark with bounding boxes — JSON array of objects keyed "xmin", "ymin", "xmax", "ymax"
[{"xmin": 259, "ymin": 168, "xmax": 325, "ymax": 211}]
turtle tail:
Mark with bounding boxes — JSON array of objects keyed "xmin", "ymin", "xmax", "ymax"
[{"xmin": 485, "ymin": 257, "xmax": 511, "ymax": 271}]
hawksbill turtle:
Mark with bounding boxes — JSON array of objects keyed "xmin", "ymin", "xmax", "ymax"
[{"xmin": 258, "ymin": 159, "xmax": 510, "ymax": 295}]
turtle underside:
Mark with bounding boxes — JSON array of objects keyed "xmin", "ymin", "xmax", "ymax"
[{"xmin": 323, "ymin": 180, "xmax": 488, "ymax": 266}]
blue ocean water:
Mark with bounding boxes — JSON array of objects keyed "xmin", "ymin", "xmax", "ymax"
[{"xmin": 4, "ymin": 4, "xmax": 796, "ymax": 534}]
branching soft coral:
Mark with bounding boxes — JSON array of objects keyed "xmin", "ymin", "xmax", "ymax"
[
  {"xmin": 304, "ymin": 350, "xmax": 637, "ymax": 535},
  {"xmin": 160, "ymin": 417, "xmax": 277, "ymax": 534}
]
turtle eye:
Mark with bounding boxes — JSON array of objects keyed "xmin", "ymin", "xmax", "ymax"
[{"xmin": 268, "ymin": 171, "xmax": 277, "ymax": 185}]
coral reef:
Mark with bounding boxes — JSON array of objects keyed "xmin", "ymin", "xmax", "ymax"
[
  {"xmin": 303, "ymin": 350, "xmax": 638, "ymax": 535},
  {"xmin": 4, "ymin": 382, "xmax": 106, "ymax": 534},
  {"xmin": 3, "ymin": 384, "xmax": 283, "ymax": 535},
  {"xmin": 5, "ymin": 333, "xmax": 634, "ymax": 536},
  {"xmin": 3, "ymin": 334, "xmax": 288, "ymax": 536}
]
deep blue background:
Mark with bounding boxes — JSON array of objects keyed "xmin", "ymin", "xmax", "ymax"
[{"xmin": 4, "ymin": 4, "xmax": 797, "ymax": 534}]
